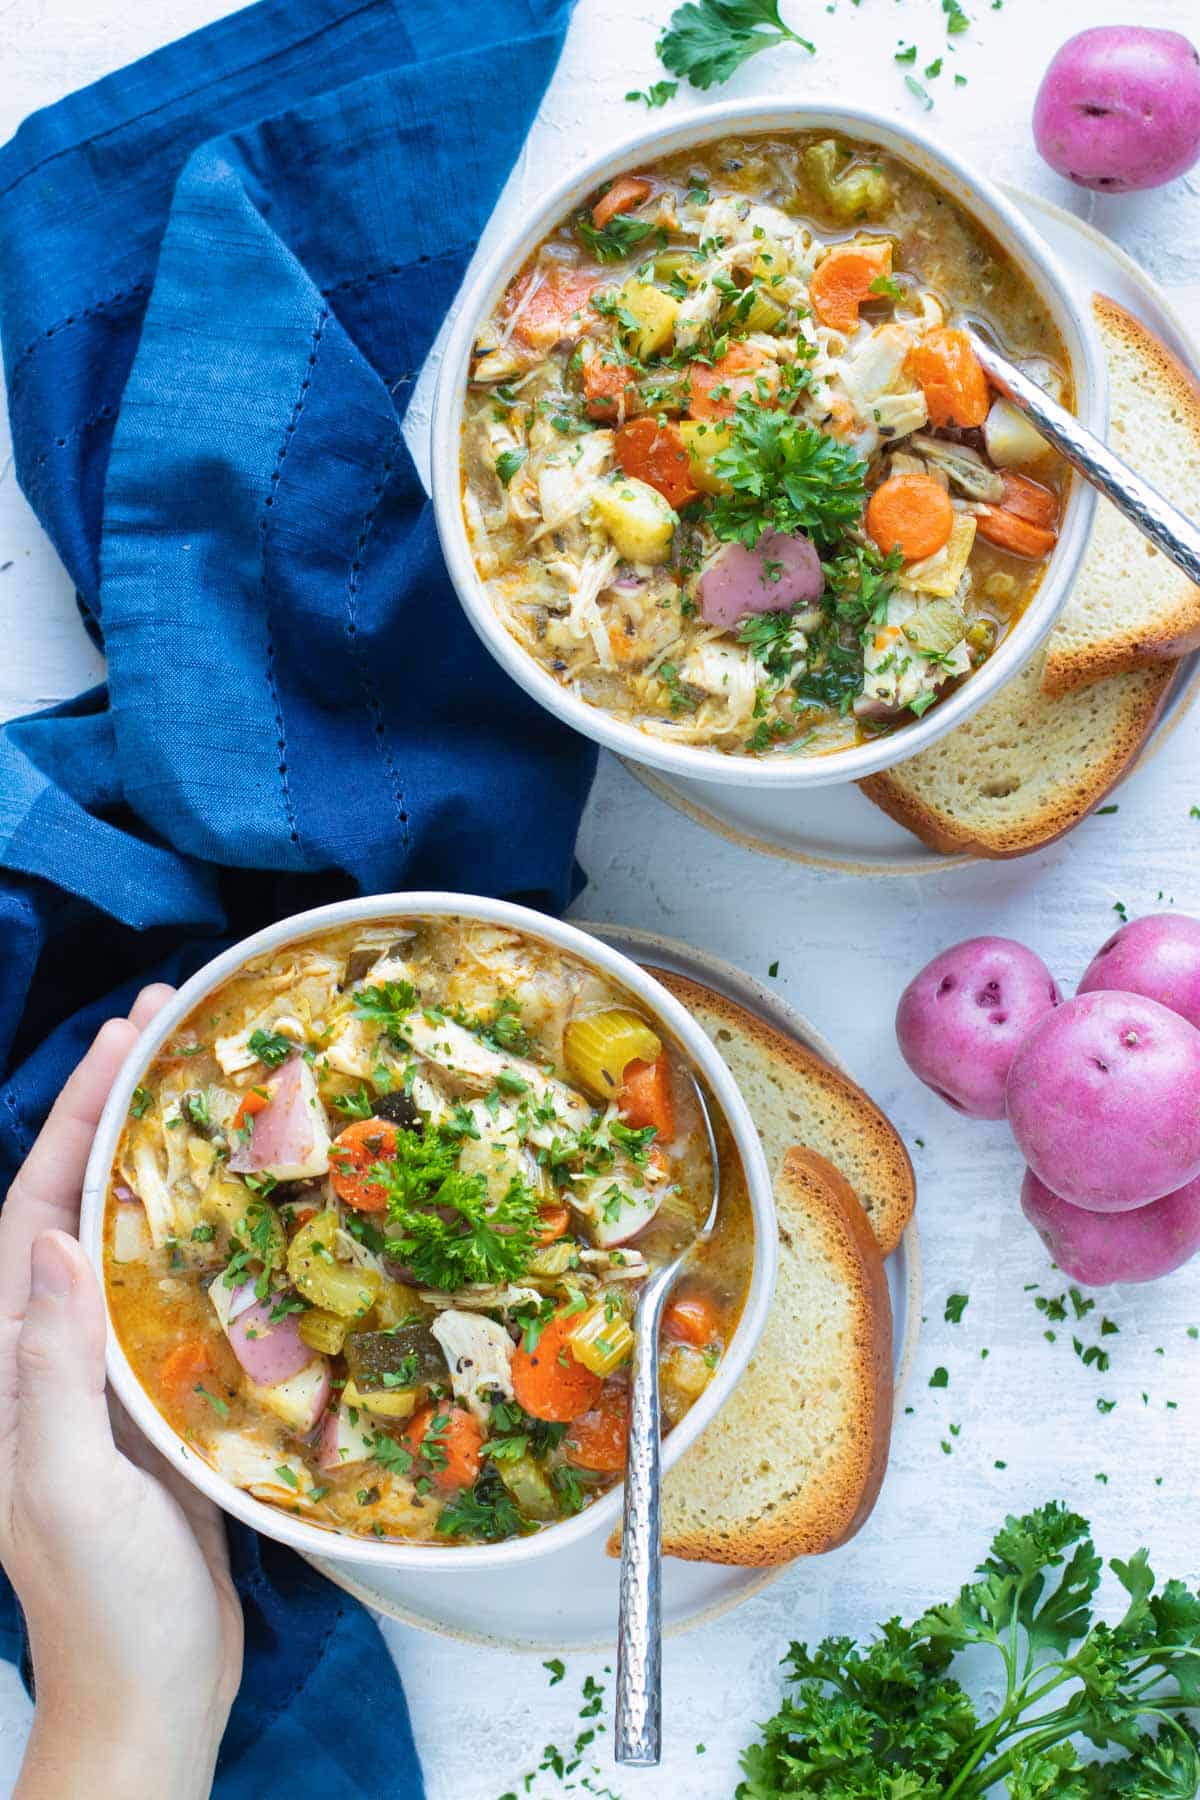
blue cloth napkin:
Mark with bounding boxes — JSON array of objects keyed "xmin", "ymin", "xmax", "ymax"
[{"xmin": 0, "ymin": 0, "xmax": 591, "ymax": 1791}]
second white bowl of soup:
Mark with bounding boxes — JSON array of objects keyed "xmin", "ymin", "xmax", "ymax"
[
  {"xmin": 81, "ymin": 895, "xmax": 774, "ymax": 1571},
  {"xmin": 433, "ymin": 103, "xmax": 1102, "ymax": 787}
]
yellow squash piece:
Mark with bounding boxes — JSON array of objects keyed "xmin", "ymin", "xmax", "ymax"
[
  {"xmin": 341, "ymin": 1376, "xmax": 418, "ymax": 1421},
  {"xmin": 900, "ymin": 514, "xmax": 977, "ymax": 599}
]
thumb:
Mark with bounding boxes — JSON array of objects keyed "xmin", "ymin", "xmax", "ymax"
[{"xmin": 16, "ymin": 1233, "xmax": 115, "ymax": 1480}]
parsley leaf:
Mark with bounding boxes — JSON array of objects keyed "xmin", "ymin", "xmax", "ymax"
[
  {"xmin": 247, "ymin": 1028, "xmax": 294, "ymax": 1068},
  {"xmin": 354, "ymin": 979, "xmax": 417, "ymax": 1041},
  {"xmin": 657, "ymin": 0, "xmax": 814, "ymax": 91},
  {"xmin": 495, "ymin": 448, "xmax": 527, "ymax": 486}
]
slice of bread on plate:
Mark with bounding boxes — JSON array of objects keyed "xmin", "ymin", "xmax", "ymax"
[
  {"xmin": 857, "ymin": 646, "xmax": 1178, "ymax": 859},
  {"xmin": 646, "ymin": 966, "xmax": 915, "ymax": 1257},
  {"xmin": 608, "ymin": 1148, "xmax": 893, "ymax": 1565},
  {"xmin": 1041, "ymin": 296, "xmax": 1200, "ymax": 694}
]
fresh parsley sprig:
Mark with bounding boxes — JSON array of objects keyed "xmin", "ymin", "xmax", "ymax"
[
  {"xmin": 738, "ymin": 1503, "xmax": 1200, "ymax": 1798},
  {"xmin": 658, "ymin": 0, "xmax": 814, "ymax": 91},
  {"xmin": 374, "ymin": 1123, "xmax": 539, "ymax": 1290},
  {"xmin": 710, "ymin": 399, "xmax": 869, "ymax": 550}
]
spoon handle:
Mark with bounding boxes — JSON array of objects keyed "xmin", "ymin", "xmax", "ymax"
[
  {"xmin": 614, "ymin": 1272, "xmax": 671, "ymax": 1767},
  {"xmin": 969, "ymin": 333, "xmax": 1200, "ymax": 588}
]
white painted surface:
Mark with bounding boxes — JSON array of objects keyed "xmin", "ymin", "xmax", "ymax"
[{"xmin": 2, "ymin": 1, "xmax": 1200, "ymax": 1796}]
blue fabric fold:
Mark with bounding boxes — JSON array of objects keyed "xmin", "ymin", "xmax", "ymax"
[{"xmin": 0, "ymin": 0, "xmax": 591, "ymax": 1791}]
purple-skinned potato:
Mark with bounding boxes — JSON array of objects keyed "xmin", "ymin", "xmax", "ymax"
[
  {"xmin": 1006, "ymin": 990, "xmax": 1200, "ymax": 1210},
  {"xmin": 895, "ymin": 936, "xmax": 1061, "ymax": 1119},
  {"xmin": 1078, "ymin": 913, "xmax": 1200, "ymax": 1030},
  {"xmin": 1022, "ymin": 1167, "xmax": 1200, "ymax": 1285}
]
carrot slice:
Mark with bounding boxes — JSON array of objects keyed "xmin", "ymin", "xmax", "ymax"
[
  {"xmin": 865, "ymin": 473, "xmax": 955, "ymax": 562},
  {"xmin": 160, "ymin": 1338, "xmax": 214, "ymax": 1398},
  {"xmin": 592, "ymin": 175, "xmax": 653, "ymax": 231},
  {"xmin": 401, "ymin": 1403, "xmax": 483, "ymax": 1493},
  {"xmin": 975, "ymin": 507, "xmax": 1058, "ymax": 559},
  {"xmin": 662, "ymin": 1286, "xmax": 723, "ymax": 1349},
  {"xmin": 686, "ymin": 344, "xmax": 778, "ymax": 422},
  {"xmin": 329, "ymin": 1118, "xmax": 399, "ymax": 1214},
  {"xmin": 564, "ymin": 1382, "xmax": 630, "ymax": 1472},
  {"xmin": 614, "ymin": 417, "xmax": 698, "ymax": 508},
  {"xmin": 998, "ymin": 471, "xmax": 1059, "ymax": 529},
  {"xmin": 620, "ymin": 1055, "xmax": 675, "ymax": 1140},
  {"xmin": 507, "ymin": 267, "xmax": 600, "ymax": 352},
  {"xmin": 511, "ymin": 1311, "xmax": 603, "ymax": 1423},
  {"xmin": 535, "ymin": 1203, "xmax": 571, "ymax": 1246},
  {"xmin": 906, "ymin": 327, "xmax": 990, "ymax": 429},
  {"xmin": 583, "ymin": 357, "xmax": 639, "ymax": 422},
  {"xmin": 809, "ymin": 241, "xmax": 893, "ymax": 335},
  {"xmin": 231, "ymin": 1086, "xmax": 271, "ymax": 1135}
]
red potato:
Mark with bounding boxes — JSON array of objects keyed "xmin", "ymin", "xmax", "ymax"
[
  {"xmin": 318, "ymin": 1404, "xmax": 377, "ymax": 1473},
  {"xmin": 1034, "ymin": 28, "xmax": 1200, "ymax": 193},
  {"xmin": 1078, "ymin": 913, "xmax": 1200, "ymax": 1030},
  {"xmin": 1006, "ymin": 990, "xmax": 1200, "ymax": 1210},
  {"xmin": 1022, "ymin": 1167, "xmax": 1200, "ymax": 1285},
  {"xmin": 697, "ymin": 530, "xmax": 824, "ymax": 630},
  {"xmin": 895, "ymin": 937, "xmax": 1062, "ymax": 1119},
  {"xmin": 228, "ymin": 1053, "xmax": 331, "ymax": 1183},
  {"xmin": 228, "ymin": 1296, "xmax": 315, "ymax": 1386}
]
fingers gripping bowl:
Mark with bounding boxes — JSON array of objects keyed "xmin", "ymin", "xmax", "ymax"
[
  {"xmin": 433, "ymin": 103, "xmax": 1103, "ymax": 787},
  {"xmin": 80, "ymin": 897, "xmax": 774, "ymax": 1571}
]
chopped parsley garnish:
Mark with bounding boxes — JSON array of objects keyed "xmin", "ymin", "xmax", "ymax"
[
  {"xmin": 129, "ymin": 1086, "xmax": 154, "ymax": 1119},
  {"xmin": 944, "ymin": 1293, "xmax": 969, "ymax": 1324},
  {"xmin": 436, "ymin": 1467, "xmax": 529, "ymax": 1542},
  {"xmin": 710, "ymin": 400, "xmax": 868, "ymax": 551},
  {"xmin": 354, "ymin": 979, "xmax": 418, "ymax": 1040},
  {"xmin": 625, "ymin": 80, "xmax": 678, "ymax": 108},
  {"xmin": 577, "ymin": 213, "xmax": 665, "ymax": 264},
  {"xmin": 330, "ymin": 1085, "xmax": 375, "ymax": 1120}
]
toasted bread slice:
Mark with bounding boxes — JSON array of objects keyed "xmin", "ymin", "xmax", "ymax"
[
  {"xmin": 857, "ymin": 646, "xmax": 1177, "ymax": 858},
  {"xmin": 647, "ymin": 967, "xmax": 914, "ymax": 1257},
  {"xmin": 1042, "ymin": 296, "xmax": 1200, "ymax": 694},
  {"xmin": 608, "ymin": 1148, "xmax": 893, "ymax": 1565}
]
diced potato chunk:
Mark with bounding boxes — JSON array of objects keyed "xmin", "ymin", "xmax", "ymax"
[
  {"xmin": 900, "ymin": 514, "xmax": 977, "ymax": 598},
  {"xmin": 677, "ymin": 421, "xmax": 732, "ymax": 496},
  {"xmin": 984, "ymin": 397, "xmax": 1052, "ymax": 468},
  {"xmin": 617, "ymin": 280, "xmax": 679, "ymax": 359},
  {"xmin": 751, "ymin": 237, "xmax": 790, "ymax": 283},
  {"xmin": 591, "ymin": 476, "xmax": 678, "ymax": 565}
]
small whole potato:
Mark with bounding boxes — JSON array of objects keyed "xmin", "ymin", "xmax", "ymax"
[
  {"xmin": 1034, "ymin": 27, "xmax": 1200, "ymax": 193},
  {"xmin": 895, "ymin": 937, "xmax": 1061, "ymax": 1119},
  {"xmin": 1078, "ymin": 912, "xmax": 1200, "ymax": 1030},
  {"xmin": 1006, "ymin": 990, "xmax": 1200, "ymax": 1210},
  {"xmin": 1022, "ymin": 1167, "xmax": 1200, "ymax": 1286}
]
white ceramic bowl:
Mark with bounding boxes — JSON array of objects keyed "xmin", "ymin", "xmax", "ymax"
[
  {"xmin": 431, "ymin": 101, "xmax": 1104, "ymax": 790},
  {"xmin": 80, "ymin": 893, "xmax": 775, "ymax": 1572}
]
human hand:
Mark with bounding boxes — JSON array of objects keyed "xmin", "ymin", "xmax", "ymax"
[{"xmin": 0, "ymin": 991, "xmax": 243, "ymax": 1800}]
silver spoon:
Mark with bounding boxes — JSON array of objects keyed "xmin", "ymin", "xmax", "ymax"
[
  {"xmin": 965, "ymin": 327, "xmax": 1200, "ymax": 587},
  {"xmin": 614, "ymin": 1075, "xmax": 721, "ymax": 1768}
]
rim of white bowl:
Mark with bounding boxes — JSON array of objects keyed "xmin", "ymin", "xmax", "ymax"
[
  {"xmin": 80, "ymin": 893, "xmax": 776, "ymax": 1572},
  {"xmin": 431, "ymin": 99, "xmax": 1105, "ymax": 790}
]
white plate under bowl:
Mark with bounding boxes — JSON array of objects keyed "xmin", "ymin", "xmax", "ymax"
[
  {"xmin": 305, "ymin": 924, "xmax": 921, "ymax": 1652},
  {"xmin": 623, "ymin": 190, "xmax": 1200, "ymax": 878}
]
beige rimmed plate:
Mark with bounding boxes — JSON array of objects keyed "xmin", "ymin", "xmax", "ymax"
[
  {"xmin": 303, "ymin": 923, "xmax": 921, "ymax": 1652},
  {"xmin": 622, "ymin": 190, "xmax": 1200, "ymax": 878}
]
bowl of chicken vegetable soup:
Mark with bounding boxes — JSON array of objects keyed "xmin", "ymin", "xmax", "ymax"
[
  {"xmin": 433, "ymin": 102, "xmax": 1102, "ymax": 786},
  {"xmin": 81, "ymin": 896, "xmax": 774, "ymax": 1570}
]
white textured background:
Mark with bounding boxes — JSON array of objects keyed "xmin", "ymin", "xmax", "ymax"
[{"xmin": 2, "ymin": 1, "xmax": 1200, "ymax": 1795}]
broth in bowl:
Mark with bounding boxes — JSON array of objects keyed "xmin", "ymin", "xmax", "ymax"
[
  {"xmin": 104, "ymin": 916, "xmax": 750, "ymax": 1548},
  {"xmin": 461, "ymin": 131, "xmax": 1071, "ymax": 758}
]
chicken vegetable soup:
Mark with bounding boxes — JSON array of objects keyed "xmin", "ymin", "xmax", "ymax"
[
  {"xmin": 105, "ymin": 919, "xmax": 750, "ymax": 1547},
  {"xmin": 462, "ymin": 132, "xmax": 1072, "ymax": 756}
]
